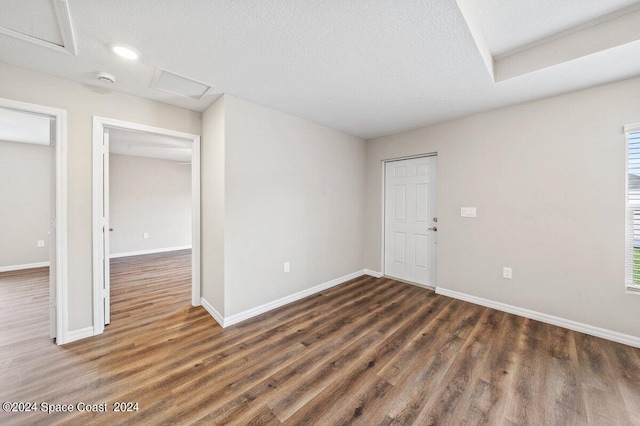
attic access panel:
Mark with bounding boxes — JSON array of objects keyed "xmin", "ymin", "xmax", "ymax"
[
  {"xmin": 151, "ymin": 68, "xmax": 213, "ymax": 100},
  {"xmin": 0, "ymin": 0, "xmax": 77, "ymax": 55}
]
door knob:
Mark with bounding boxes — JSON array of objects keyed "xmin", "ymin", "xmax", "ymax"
[
  {"xmin": 109, "ymin": 228, "xmax": 114, "ymax": 232},
  {"xmin": 428, "ymin": 227, "xmax": 437, "ymax": 232}
]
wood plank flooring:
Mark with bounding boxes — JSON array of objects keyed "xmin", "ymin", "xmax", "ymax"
[{"xmin": 1, "ymin": 250, "xmax": 640, "ymax": 425}]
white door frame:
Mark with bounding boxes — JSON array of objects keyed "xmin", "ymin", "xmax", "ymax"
[
  {"xmin": 0, "ymin": 97, "xmax": 69, "ymax": 344},
  {"xmin": 92, "ymin": 116, "xmax": 201, "ymax": 335},
  {"xmin": 381, "ymin": 153, "xmax": 437, "ymax": 286}
]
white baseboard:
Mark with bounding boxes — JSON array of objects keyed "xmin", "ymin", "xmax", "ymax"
[
  {"xmin": 0, "ymin": 261, "xmax": 49, "ymax": 273},
  {"xmin": 65, "ymin": 326, "xmax": 95, "ymax": 344},
  {"xmin": 110, "ymin": 246, "xmax": 191, "ymax": 259},
  {"xmin": 436, "ymin": 287, "xmax": 640, "ymax": 349},
  {"xmin": 201, "ymin": 270, "xmax": 367, "ymax": 328},
  {"xmin": 200, "ymin": 297, "xmax": 225, "ymax": 328},
  {"xmin": 364, "ymin": 269, "xmax": 384, "ymax": 278}
]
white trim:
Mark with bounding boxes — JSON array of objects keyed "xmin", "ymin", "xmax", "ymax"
[
  {"xmin": 624, "ymin": 123, "xmax": 640, "ymax": 134},
  {"xmin": 52, "ymin": 0, "xmax": 78, "ymax": 55},
  {"xmin": 200, "ymin": 297, "xmax": 225, "ymax": 327},
  {"xmin": 150, "ymin": 68, "xmax": 215, "ymax": 100},
  {"xmin": 0, "ymin": 261, "xmax": 50, "ymax": 273},
  {"xmin": 364, "ymin": 269, "xmax": 383, "ymax": 278},
  {"xmin": 66, "ymin": 326, "xmax": 95, "ymax": 343},
  {"xmin": 92, "ymin": 118, "xmax": 104, "ymax": 335},
  {"xmin": 202, "ymin": 270, "xmax": 366, "ymax": 328},
  {"xmin": 110, "ymin": 246, "xmax": 192, "ymax": 259},
  {"xmin": 0, "ymin": 98, "xmax": 69, "ymax": 345},
  {"xmin": 626, "ymin": 287, "xmax": 640, "ymax": 296},
  {"xmin": 0, "ymin": 0, "xmax": 77, "ymax": 56},
  {"xmin": 380, "ymin": 153, "xmax": 438, "ymax": 283},
  {"xmin": 379, "ymin": 160, "xmax": 386, "ymax": 277},
  {"xmin": 92, "ymin": 116, "xmax": 201, "ymax": 337},
  {"xmin": 436, "ymin": 287, "xmax": 640, "ymax": 349},
  {"xmin": 191, "ymin": 136, "xmax": 201, "ymax": 306}
]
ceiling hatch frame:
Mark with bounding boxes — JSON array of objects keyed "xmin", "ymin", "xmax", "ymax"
[
  {"xmin": 0, "ymin": 0, "xmax": 78, "ymax": 55},
  {"xmin": 150, "ymin": 67, "xmax": 215, "ymax": 100}
]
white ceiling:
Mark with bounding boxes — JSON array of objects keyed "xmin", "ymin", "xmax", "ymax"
[
  {"xmin": 0, "ymin": 107, "xmax": 51, "ymax": 145},
  {"xmin": 0, "ymin": 1, "xmax": 639, "ymax": 139},
  {"xmin": 468, "ymin": 0, "xmax": 640, "ymax": 56},
  {"xmin": 0, "ymin": 0, "xmax": 64, "ymax": 46},
  {"xmin": 109, "ymin": 127, "xmax": 192, "ymax": 163}
]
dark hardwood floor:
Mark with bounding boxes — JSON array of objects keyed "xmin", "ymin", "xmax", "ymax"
[{"xmin": 1, "ymin": 250, "xmax": 639, "ymax": 425}]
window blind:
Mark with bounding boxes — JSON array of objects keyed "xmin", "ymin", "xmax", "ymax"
[{"xmin": 626, "ymin": 130, "xmax": 640, "ymax": 292}]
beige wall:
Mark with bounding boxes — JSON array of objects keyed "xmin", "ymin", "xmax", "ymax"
[
  {"xmin": 224, "ymin": 96, "xmax": 366, "ymax": 316},
  {"xmin": 202, "ymin": 95, "xmax": 366, "ymax": 317},
  {"xmin": 201, "ymin": 96, "xmax": 226, "ymax": 314},
  {"xmin": 366, "ymin": 76, "xmax": 640, "ymax": 338},
  {"xmin": 0, "ymin": 141, "xmax": 50, "ymax": 268},
  {"xmin": 109, "ymin": 154, "xmax": 191, "ymax": 256},
  {"xmin": 0, "ymin": 62, "xmax": 201, "ymax": 331}
]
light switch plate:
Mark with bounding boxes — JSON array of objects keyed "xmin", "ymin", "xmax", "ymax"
[
  {"xmin": 143, "ymin": 233, "xmax": 149, "ymax": 239},
  {"xmin": 461, "ymin": 207, "xmax": 477, "ymax": 217},
  {"xmin": 37, "ymin": 240, "xmax": 45, "ymax": 248}
]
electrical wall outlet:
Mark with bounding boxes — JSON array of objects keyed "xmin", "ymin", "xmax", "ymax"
[
  {"xmin": 284, "ymin": 262, "xmax": 290, "ymax": 273},
  {"xmin": 37, "ymin": 240, "xmax": 45, "ymax": 248},
  {"xmin": 143, "ymin": 233, "xmax": 149, "ymax": 239},
  {"xmin": 502, "ymin": 267, "xmax": 512, "ymax": 279}
]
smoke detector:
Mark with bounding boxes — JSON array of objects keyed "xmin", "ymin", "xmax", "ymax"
[{"xmin": 96, "ymin": 71, "xmax": 116, "ymax": 83}]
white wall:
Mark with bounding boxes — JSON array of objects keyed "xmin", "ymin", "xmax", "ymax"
[
  {"xmin": 109, "ymin": 154, "xmax": 191, "ymax": 256},
  {"xmin": 202, "ymin": 95, "xmax": 366, "ymax": 317},
  {"xmin": 0, "ymin": 62, "xmax": 202, "ymax": 330},
  {"xmin": 0, "ymin": 141, "xmax": 50, "ymax": 268},
  {"xmin": 366, "ymin": 76, "xmax": 640, "ymax": 339}
]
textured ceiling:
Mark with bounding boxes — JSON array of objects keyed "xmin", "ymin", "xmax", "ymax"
[
  {"xmin": 467, "ymin": 0, "xmax": 640, "ymax": 56},
  {"xmin": 0, "ymin": 1, "xmax": 639, "ymax": 139},
  {"xmin": 0, "ymin": 0, "xmax": 64, "ymax": 46}
]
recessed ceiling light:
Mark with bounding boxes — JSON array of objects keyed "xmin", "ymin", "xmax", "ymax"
[{"xmin": 112, "ymin": 44, "xmax": 139, "ymax": 60}]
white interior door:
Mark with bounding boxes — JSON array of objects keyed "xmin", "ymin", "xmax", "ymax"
[
  {"xmin": 103, "ymin": 128, "xmax": 111, "ymax": 325},
  {"xmin": 49, "ymin": 117, "xmax": 56, "ymax": 338},
  {"xmin": 384, "ymin": 156, "xmax": 438, "ymax": 286}
]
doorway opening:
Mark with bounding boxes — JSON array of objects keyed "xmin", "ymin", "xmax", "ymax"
[
  {"xmin": 383, "ymin": 154, "xmax": 438, "ymax": 288},
  {"xmin": 0, "ymin": 99, "xmax": 67, "ymax": 344},
  {"xmin": 92, "ymin": 117, "xmax": 200, "ymax": 335}
]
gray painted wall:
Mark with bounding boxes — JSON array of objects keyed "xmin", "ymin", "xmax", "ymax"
[
  {"xmin": 0, "ymin": 141, "xmax": 50, "ymax": 268},
  {"xmin": 109, "ymin": 154, "xmax": 191, "ymax": 256},
  {"xmin": 0, "ymin": 62, "xmax": 201, "ymax": 330},
  {"xmin": 365, "ymin": 76, "xmax": 640, "ymax": 339},
  {"xmin": 201, "ymin": 95, "xmax": 366, "ymax": 317},
  {"xmin": 201, "ymin": 96, "xmax": 226, "ymax": 315}
]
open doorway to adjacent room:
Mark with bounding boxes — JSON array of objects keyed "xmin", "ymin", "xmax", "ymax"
[
  {"xmin": 0, "ymin": 99, "xmax": 67, "ymax": 345},
  {"xmin": 92, "ymin": 117, "xmax": 200, "ymax": 334}
]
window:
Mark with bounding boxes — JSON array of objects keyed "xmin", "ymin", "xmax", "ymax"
[{"xmin": 625, "ymin": 128, "xmax": 640, "ymax": 293}]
